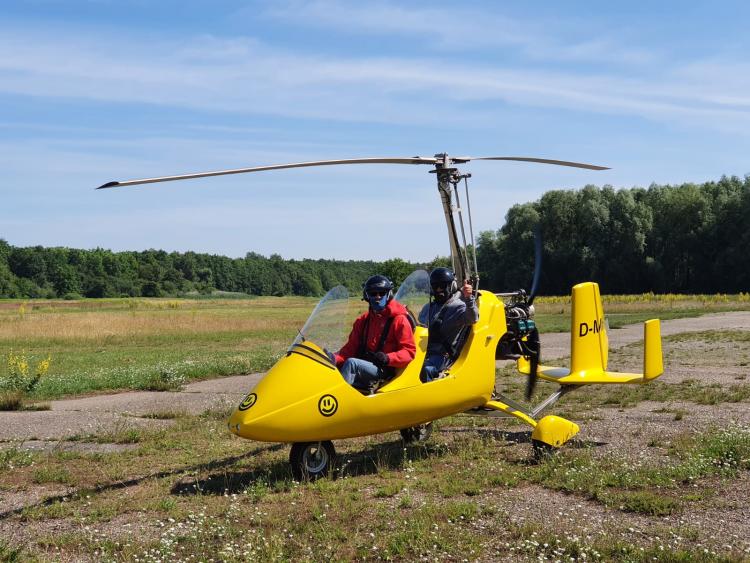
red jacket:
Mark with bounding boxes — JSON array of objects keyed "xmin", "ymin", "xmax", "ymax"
[{"xmin": 334, "ymin": 299, "xmax": 416, "ymax": 368}]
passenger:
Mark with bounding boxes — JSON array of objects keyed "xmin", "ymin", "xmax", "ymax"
[
  {"xmin": 418, "ymin": 268, "xmax": 479, "ymax": 382},
  {"xmin": 332, "ymin": 275, "xmax": 416, "ymax": 392}
]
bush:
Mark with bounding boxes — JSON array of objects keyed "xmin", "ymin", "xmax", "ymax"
[{"xmin": 1, "ymin": 350, "xmax": 51, "ymax": 410}]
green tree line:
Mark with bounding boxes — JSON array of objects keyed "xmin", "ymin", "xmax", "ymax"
[
  {"xmin": 2, "ymin": 175, "xmax": 747, "ymax": 298},
  {"xmin": 476, "ymin": 174, "xmax": 750, "ymax": 294},
  {"xmin": 0, "ymin": 241, "xmax": 429, "ymax": 299}
]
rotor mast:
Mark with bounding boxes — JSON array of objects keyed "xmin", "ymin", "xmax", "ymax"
[{"xmin": 432, "ymin": 153, "xmax": 473, "ymax": 286}]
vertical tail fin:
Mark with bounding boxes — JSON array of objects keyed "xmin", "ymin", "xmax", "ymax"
[
  {"xmin": 518, "ymin": 281, "xmax": 664, "ymax": 385},
  {"xmin": 568, "ymin": 282, "xmax": 664, "ymax": 383},
  {"xmin": 643, "ymin": 319, "xmax": 663, "ymax": 381},
  {"xmin": 570, "ymin": 282, "xmax": 608, "ymax": 376}
]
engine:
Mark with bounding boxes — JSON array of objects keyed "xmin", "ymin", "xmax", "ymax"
[{"xmin": 496, "ymin": 292, "xmax": 538, "ymax": 360}]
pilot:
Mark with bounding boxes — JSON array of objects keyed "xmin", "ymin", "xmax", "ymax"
[
  {"xmin": 418, "ymin": 267, "xmax": 479, "ymax": 381},
  {"xmin": 332, "ymin": 275, "xmax": 416, "ymax": 392}
]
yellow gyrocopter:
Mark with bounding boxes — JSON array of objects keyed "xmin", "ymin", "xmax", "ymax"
[{"xmin": 98, "ymin": 154, "xmax": 664, "ymax": 480}]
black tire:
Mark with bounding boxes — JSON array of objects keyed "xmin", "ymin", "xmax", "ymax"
[
  {"xmin": 532, "ymin": 439, "xmax": 556, "ymax": 462},
  {"xmin": 289, "ymin": 441, "xmax": 336, "ymax": 481},
  {"xmin": 400, "ymin": 422, "xmax": 433, "ymax": 444}
]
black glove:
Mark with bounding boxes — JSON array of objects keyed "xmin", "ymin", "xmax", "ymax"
[{"xmin": 371, "ymin": 351, "xmax": 389, "ymax": 367}]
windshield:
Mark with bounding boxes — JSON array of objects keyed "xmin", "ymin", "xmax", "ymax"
[
  {"xmin": 291, "ymin": 285, "xmax": 350, "ymax": 352},
  {"xmin": 289, "ymin": 270, "xmax": 430, "ymax": 355},
  {"xmin": 394, "ymin": 269, "xmax": 430, "ymax": 324}
]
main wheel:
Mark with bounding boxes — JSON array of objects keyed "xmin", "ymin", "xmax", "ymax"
[
  {"xmin": 289, "ymin": 441, "xmax": 336, "ymax": 481},
  {"xmin": 400, "ymin": 422, "xmax": 433, "ymax": 444}
]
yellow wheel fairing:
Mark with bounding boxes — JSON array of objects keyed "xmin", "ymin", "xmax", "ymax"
[
  {"xmin": 531, "ymin": 415, "xmax": 580, "ymax": 448},
  {"xmin": 228, "ymin": 290, "xmax": 506, "ymax": 443}
]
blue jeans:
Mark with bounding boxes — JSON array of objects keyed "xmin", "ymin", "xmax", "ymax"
[
  {"xmin": 421, "ymin": 353, "xmax": 450, "ymax": 382},
  {"xmin": 340, "ymin": 358, "xmax": 383, "ymax": 389}
]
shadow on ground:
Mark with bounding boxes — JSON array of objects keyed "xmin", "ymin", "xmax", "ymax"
[
  {"xmin": 0, "ymin": 444, "xmax": 283, "ymax": 521},
  {"xmin": 172, "ymin": 438, "xmax": 453, "ymax": 495}
]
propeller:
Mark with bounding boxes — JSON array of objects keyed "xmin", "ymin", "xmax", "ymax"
[
  {"xmin": 525, "ymin": 225, "xmax": 543, "ymax": 400},
  {"xmin": 525, "ymin": 327, "xmax": 541, "ymax": 401},
  {"xmin": 96, "ymin": 155, "xmax": 608, "ymax": 189}
]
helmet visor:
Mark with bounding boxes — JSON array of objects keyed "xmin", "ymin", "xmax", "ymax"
[{"xmin": 367, "ymin": 289, "xmax": 388, "ymax": 298}]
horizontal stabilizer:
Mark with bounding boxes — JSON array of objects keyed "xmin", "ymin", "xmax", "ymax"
[{"xmin": 518, "ymin": 357, "xmax": 646, "ymax": 384}]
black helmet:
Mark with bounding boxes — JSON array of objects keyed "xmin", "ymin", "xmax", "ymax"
[
  {"xmin": 362, "ymin": 274, "xmax": 394, "ymax": 302},
  {"xmin": 430, "ymin": 267, "xmax": 458, "ymax": 303}
]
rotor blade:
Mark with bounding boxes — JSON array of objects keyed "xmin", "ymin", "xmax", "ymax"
[
  {"xmin": 463, "ymin": 156, "xmax": 609, "ymax": 171},
  {"xmin": 528, "ymin": 225, "xmax": 543, "ymax": 305},
  {"xmin": 96, "ymin": 156, "xmax": 439, "ymax": 189}
]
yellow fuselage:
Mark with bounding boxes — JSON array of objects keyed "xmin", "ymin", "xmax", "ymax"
[{"xmin": 227, "ymin": 291, "xmax": 506, "ymax": 442}]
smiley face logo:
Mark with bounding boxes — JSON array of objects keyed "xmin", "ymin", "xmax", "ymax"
[
  {"xmin": 238, "ymin": 393, "xmax": 257, "ymax": 411},
  {"xmin": 318, "ymin": 394, "xmax": 338, "ymax": 417}
]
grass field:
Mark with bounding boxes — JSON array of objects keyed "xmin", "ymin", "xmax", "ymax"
[
  {"xmin": 0, "ymin": 297, "xmax": 318, "ymax": 400},
  {"xmin": 1, "ymin": 294, "xmax": 749, "ymax": 561},
  {"xmin": 2, "ymin": 293, "xmax": 749, "ymax": 400}
]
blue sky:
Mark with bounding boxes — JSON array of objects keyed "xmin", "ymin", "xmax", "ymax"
[{"xmin": 2, "ymin": 1, "xmax": 750, "ymax": 261}]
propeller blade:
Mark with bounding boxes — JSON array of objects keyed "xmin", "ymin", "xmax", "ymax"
[
  {"xmin": 465, "ymin": 156, "xmax": 609, "ymax": 171},
  {"xmin": 525, "ymin": 328, "xmax": 541, "ymax": 401},
  {"xmin": 96, "ymin": 156, "xmax": 439, "ymax": 189},
  {"xmin": 528, "ymin": 225, "xmax": 543, "ymax": 305}
]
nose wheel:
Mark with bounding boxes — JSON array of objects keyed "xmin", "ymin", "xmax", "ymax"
[
  {"xmin": 289, "ymin": 441, "xmax": 336, "ymax": 481},
  {"xmin": 400, "ymin": 422, "xmax": 433, "ymax": 443}
]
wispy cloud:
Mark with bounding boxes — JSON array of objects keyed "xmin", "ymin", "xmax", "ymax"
[
  {"xmin": 1, "ymin": 20, "xmax": 749, "ymax": 134},
  {"xmin": 257, "ymin": 0, "xmax": 656, "ymax": 65}
]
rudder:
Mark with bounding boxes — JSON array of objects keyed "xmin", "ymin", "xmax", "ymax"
[
  {"xmin": 643, "ymin": 319, "xmax": 663, "ymax": 381},
  {"xmin": 570, "ymin": 282, "xmax": 608, "ymax": 376}
]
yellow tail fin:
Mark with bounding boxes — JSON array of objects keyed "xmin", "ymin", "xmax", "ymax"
[
  {"xmin": 518, "ymin": 281, "xmax": 664, "ymax": 385},
  {"xmin": 643, "ymin": 319, "xmax": 663, "ymax": 381},
  {"xmin": 570, "ymin": 282, "xmax": 608, "ymax": 376}
]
